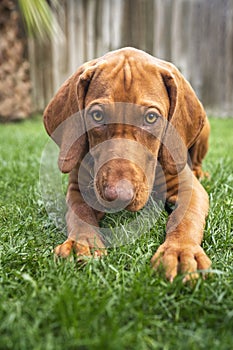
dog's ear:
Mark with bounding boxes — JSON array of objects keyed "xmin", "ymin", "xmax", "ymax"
[
  {"xmin": 157, "ymin": 62, "xmax": 207, "ymax": 174},
  {"xmin": 43, "ymin": 59, "xmax": 105, "ymax": 173}
]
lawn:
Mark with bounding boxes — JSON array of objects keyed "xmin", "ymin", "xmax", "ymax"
[{"xmin": 0, "ymin": 117, "xmax": 232, "ymax": 350}]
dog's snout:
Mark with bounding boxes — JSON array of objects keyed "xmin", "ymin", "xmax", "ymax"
[{"xmin": 104, "ymin": 180, "xmax": 134, "ymax": 203}]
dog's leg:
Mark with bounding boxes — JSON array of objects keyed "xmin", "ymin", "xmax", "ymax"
[
  {"xmin": 189, "ymin": 119, "xmax": 210, "ymax": 179},
  {"xmin": 54, "ymin": 166, "xmax": 106, "ymax": 259},
  {"xmin": 151, "ymin": 166, "xmax": 211, "ymax": 282}
]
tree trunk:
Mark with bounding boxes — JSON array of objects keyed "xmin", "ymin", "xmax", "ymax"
[{"xmin": 0, "ymin": 0, "xmax": 32, "ymax": 121}]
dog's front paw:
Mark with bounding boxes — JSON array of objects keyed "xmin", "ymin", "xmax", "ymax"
[
  {"xmin": 192, "ymin": 166, "xmax": 210, "ymax": 180},
  {"xmin": 54, "ymin": 237, "xmax": 107, "ymax": 260},
  {"xmin": 151, "ymin": 240, "xmax": 211, "ymax": 283}
]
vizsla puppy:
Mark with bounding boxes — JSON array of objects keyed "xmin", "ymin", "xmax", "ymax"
[{"xmin": 44, "ymin": 47, "xmax": 211, "ymax": 281}]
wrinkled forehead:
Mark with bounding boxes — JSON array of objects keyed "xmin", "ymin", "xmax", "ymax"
[{"xmin": 85, "ymin": 53, "xmax": 170, "ymax": 118}]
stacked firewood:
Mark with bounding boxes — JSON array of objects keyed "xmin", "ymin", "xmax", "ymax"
[{"xmin": 0, "ymin": 0, "xmax": 32, "ymax": 121}]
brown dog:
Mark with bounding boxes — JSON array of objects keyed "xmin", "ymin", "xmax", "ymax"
[{"xmin": 43, "ymin": 47, "xmax": 211, "ymax": 281}]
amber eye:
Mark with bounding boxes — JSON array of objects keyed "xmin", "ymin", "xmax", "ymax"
[
  {"xmin": 91, "ymin": 110, "xmax": 104, "ymax": 123},
  {"xmin": 144, "ymin": 112, "xmax": 159, "ymax": 124}
]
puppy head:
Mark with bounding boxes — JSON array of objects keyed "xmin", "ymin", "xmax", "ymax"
[
  {"xmin": 84, "ymin": 102, "xmax": 166, "ymax": 211},
  {"xmin": 43, "ymin": 47, "xmax": 206, "ymax": 210}
]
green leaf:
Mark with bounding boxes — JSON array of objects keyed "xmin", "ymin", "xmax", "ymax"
[{"xmin": 18, "ymin": 0, "xmax": 63, "ymax": 42}]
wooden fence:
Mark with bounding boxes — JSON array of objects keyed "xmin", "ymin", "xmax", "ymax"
[{"xmin": 29, "ymin": 0, "xmax": 233, "ymax": 117}]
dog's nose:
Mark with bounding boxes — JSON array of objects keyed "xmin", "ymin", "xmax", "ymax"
[
  {"xmin": 104, "ymin": 180, "xmax": 134, "ymax": 203},
  {"xmin": 104, "ymin": 185, "xmax": 118, "ymax": 201}
]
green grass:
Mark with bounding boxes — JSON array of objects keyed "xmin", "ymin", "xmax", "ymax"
[{"xmin": 0, "ymin": 117, "xmax": 233, "ymax": 350}]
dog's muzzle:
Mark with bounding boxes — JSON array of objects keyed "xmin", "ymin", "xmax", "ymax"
[{"xmin": 78, "ymin": 139, "xmax": 158, "ymax": 212}]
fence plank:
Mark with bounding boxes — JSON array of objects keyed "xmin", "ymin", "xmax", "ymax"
[{"xmin": 28, "ymin": 0, "xmax": 233, "ymax": 116}]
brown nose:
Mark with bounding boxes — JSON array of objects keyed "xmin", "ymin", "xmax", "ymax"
[{"xmin": 104, "ymin": 180, "xmax": 134, "ymax": 203}]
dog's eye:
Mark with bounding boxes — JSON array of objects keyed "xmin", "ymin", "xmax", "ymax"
[
  {"xmin": 144, "ymin": 112, "xmax": 159, "ymax": 124},
  {"xmin": 91, "ymin": 110, "xmax": 104, "ymax": 123}
]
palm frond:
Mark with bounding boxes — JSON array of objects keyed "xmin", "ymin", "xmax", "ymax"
[{"xmin": 18, "ymin": 0, "xmax": 63, "ymax": 42}]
